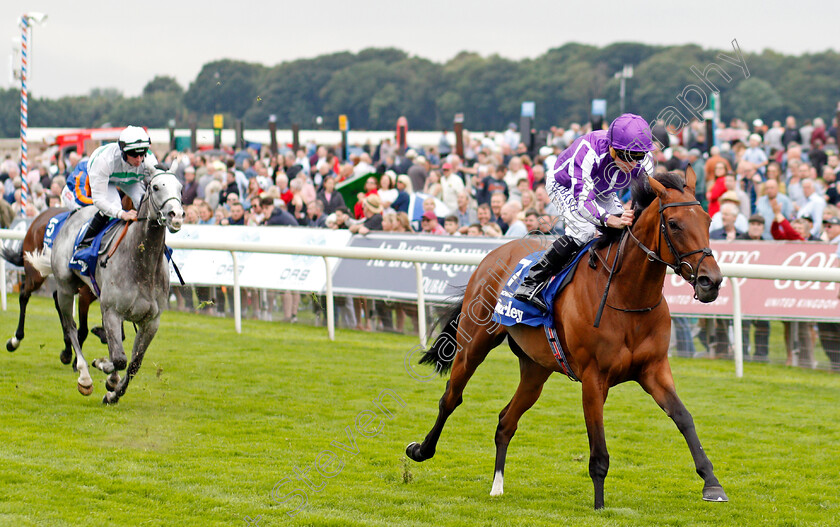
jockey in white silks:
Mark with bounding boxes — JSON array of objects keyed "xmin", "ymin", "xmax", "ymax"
[{"xmin": 73, "ymin": 126, "xmax": 160, "ymax": 248}]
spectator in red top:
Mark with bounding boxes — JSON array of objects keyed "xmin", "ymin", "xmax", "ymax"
[
  {"xmin": 420, "ymin": 210, "xmax": 446, "ymax": 235},
  {"xmin": 704, "ymin": 146, "xmax": 732, "ymax": 187},
  {"xmin": 354, "ymin": 176, "xmax": 379, "ymax": 219},
  {"xmin": 769, "ymin": 197, "xmax": 804, "ymax": 241},
  {"xmin": 706, "ymin": 163, "xmax": 732, "ymax": 217}
]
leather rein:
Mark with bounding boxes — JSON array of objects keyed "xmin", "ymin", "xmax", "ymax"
[{"xmin": 591, "ymin": 199, "xmax": 712, "ymax": 327}]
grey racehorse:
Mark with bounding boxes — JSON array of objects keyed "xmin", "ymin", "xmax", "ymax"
[{"xmin": 26, "ymin": 171, "xmax": 184, "ymax": 404}]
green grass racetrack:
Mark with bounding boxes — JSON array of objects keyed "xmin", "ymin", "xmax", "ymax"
[{"xmin": 1, "ymin": 294, "xmax": 839, "ymax": 526}]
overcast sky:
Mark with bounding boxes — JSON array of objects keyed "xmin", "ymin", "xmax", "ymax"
[{"xmin": 2, "ymin": 1, "xmax": 837, "ymax": 99}]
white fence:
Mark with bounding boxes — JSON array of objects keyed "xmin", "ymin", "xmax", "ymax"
[{"xmin": 3, "ymin": 228, "xmax": 840, "ymax": 378}]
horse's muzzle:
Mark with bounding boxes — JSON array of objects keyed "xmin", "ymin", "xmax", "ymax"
[
  {"xmin": 167, "ymin": 208, "xmax": 185, "ymax": 233},
  {"xmin": 694, "ymin": 273, "xmax": 722, "ymax": 303}
]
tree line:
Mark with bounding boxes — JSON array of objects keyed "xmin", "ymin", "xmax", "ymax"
[{"xmin": 1, "ymin": 43, "xmax": 838, "ymax": 138}]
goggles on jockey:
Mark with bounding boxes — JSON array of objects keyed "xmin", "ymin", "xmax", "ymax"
[
  {"xmin": 125, "ymin": 148, "xmax": 147, "ymax": 158},
  {"xmin": 613, "ymin": 149, "xmax": 646, "ymax": 163}
]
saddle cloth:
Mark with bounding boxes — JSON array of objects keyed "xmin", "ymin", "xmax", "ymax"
[
  {"xmin": 491, "ymin": 240, "xmax": 595, "ymax": 328},
  {"xmin": 68, "ymin": 216, "xmax": 121, "ymax": 279},
  {"xmin": 43, "ymin": 211, "xmax": 71, "ymax": 250}
]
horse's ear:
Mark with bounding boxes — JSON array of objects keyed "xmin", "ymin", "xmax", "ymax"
[
  {"xmin": 685, "ymin": 165, "xmax": 697, "ymax": 193},
  {"xmin": 648, "ymin": 174, "xmax": 667, "ymax": 199}
]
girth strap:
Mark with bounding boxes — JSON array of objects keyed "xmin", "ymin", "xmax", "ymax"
[{"xmin": 545, "ymin": 325, "xmax": 580, "ymax": 382}]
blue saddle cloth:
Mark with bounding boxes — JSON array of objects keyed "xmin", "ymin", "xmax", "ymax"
[
  {"xmin": 68, "ymin": 217, "xmax": 120, "ymax": 279},
  {"xmin": 492, "ymin": 240, "xmax": 596, "ymax": 328},
  {"xmin": 43, "ymin": 211, "xmax": 71, "ymax": 250}
]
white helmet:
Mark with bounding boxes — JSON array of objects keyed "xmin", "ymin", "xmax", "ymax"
[{"xmin": 118, "ymin": 125, "xmax": 151, "ymax": 157}]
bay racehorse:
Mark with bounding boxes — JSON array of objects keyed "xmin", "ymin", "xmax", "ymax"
[
  {"xmin": 27, "ymin": 171, "xmax": 184, "ymax": 404},
  {"xmin": 1, "ymin": 207, "xmax": 104, "ymax": 363},
  {"xmin": 406, "ymin": 168, "xmax": 728, "ymax": 509}
]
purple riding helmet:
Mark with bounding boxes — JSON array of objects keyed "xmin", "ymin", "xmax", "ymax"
[{"xmin": 608, "ymin": 113, "xmax": 654, "ymax": 153}]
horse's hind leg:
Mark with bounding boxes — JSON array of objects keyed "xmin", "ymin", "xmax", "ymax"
[
  {"xmin": 7, "ymin": 285, "xmax": 32, "ymax": 352},
  {"xmin": 406, "ymin": 326, "xmax": 505, "ymax": 463},
  {"xmin": 103, "ymin": 318, "xmax": 158, "ymax": 405},
  {"xmin": 52, "ymin": 291, "xmax": 76, "ymax": 366},
  {"xmin": 77, "ymin": 287, "xmax": 95, "ymax": 348},
  {"xmin": 490, "ymin": 348, "xmax": 552, "ymax": 496},
  {"xmin": 7, "ymin": 266, "xmax": 44, "ymax": 352},
  {"xmin": 639, "ymin": 361, "xmax": 728, "ymax": 503},
  {"xmin": 53, "ymin": 290, "xmax": 93, "ymax": 395}
]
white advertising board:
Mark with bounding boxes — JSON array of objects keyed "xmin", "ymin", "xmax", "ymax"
[{"xmin": 165, "ymin": 225, "xmax": 351, "ymax": 291}]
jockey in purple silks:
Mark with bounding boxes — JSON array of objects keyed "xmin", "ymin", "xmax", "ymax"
[{"xmin": 514, "ymin": 113, "xmax": 656, "ymax": 312}]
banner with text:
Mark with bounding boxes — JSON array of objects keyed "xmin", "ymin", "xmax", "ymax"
[
  {"xmin": 165, "ymin": 225, "xmax": 351, "ymax": 291},
  {"xmin": 331, "ymin": 233, "xmax": 503, "ymax": 302},
  {"xmin": 664, "ymin": 240, "xmax": 840, "ymax": 321}
]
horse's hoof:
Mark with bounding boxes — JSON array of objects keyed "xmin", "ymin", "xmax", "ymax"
[
  {"xmin": 405, "ymin": 442, "xmax": 432, "ymax": 462},
  {"xmin": 93, "ymin": 358, "xmax": 114, "ymax": 374},
  {"xmin": 77, "ymin": 382, "xmax": 93, "ymax": 396},
  {"xmin": 702, "ymin": 486, "xmax": 728, "ymax": 502},
  {"xmin": 105, "ymin": 376, "xmax": 120, "ymax": 392},
  {"xmin": 60, "ymin": 351, "xmax": 72, "ymax": 365},
  {"xmin": 102, "ymin": 392, "xmax": 118, "ymax": 405},
  {"xmin": 91, "ymin": 326, "xmax": 108, "ymax": 345},
  {"xmin": 6, "ymin": 337, "xmax": 19, "ymax": 352}
]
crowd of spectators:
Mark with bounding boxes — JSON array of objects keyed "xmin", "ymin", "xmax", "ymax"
[{"xmin": 2, "ymin": 113, "xmax": 839, "ymax": 370}]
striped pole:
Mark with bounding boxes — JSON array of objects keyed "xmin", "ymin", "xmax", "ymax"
[{"xmin": 19, "ymin": 15, "xmax": 30, "ymax": 216}]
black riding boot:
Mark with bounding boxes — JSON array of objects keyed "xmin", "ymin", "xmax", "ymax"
[
  {"xmin": 513, "ymin": 235, "xmax": 581, "ymax": 312},
  {"xmin": 78, "ymin": 211, "xmax": 110, "ymax": 249}
]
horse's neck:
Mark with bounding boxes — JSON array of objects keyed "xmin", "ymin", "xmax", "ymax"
[
  {"xmin": 126, "ymin": 202, "xmax": 166, "ymax": 259},
  {"xmin": 613, "ymin": 211, "xmax": 668, "ymax": 308}
]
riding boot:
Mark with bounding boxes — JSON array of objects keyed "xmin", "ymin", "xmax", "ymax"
[
  {"xmin": 78, "ymin": 211, "xmax": 110, "ymax": 249},
  {"xmin": 513, "ymin": 235, "xmax": 581, "ymax": 312}
]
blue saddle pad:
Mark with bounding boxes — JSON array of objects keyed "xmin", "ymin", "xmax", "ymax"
[
  {"xmin": 43, "ymin": 211, "xmax": 71, "ymax": 250},
  {"xmin": 492, "ymin": 240, "xmax": 596, "ymax": 328},
  {"xmin": 68, "ymin": 217, "xmax": 120, "ymax": 278}
]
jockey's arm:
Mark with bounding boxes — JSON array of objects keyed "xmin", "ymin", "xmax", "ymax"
[
  {"xmin": 571, "ymin": 148, "xmax": 614, "ymax": 229},
  {"xmin": 88, "ymin": 159, "xmax": 125, "ymax": 219}
]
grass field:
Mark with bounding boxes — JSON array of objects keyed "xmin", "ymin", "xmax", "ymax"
[{"xmin": 1, "ymin": 293, "xmax": 839, "ymax": 526}]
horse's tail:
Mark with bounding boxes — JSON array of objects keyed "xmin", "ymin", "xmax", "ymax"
[
  {"xmin": 0, "ymin": 243, "xmax": 24, "ymax": 267},
  {"xmin": 23, "ymin": 247, "xmax": 52, "ymax": 278},
  {"xmin": 418, "ymin": 296, "xmax": 465, "ymax": 375}
]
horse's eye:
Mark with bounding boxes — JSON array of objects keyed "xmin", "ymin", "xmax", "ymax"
[
  {"xmin": 153, "ymin": 185, "xmax": 160, "ymax": 191},
  {"xmin": 668, "ymin": 220, "xmax": 681, "ymax": 231}
]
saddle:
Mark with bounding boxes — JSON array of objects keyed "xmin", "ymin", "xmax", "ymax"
[
  {"xmin": 491, "ymin": 243, "xmax": 595, "ymax": 382},
  {"xmin": 492, "ymin": 240, "xmax": 596, "ymax": 328},
  {"xmin": 68, "ymin": 214, "xmax": 124, "ymax": 294}
]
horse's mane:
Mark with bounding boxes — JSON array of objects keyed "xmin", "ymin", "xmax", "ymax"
[{"xmin": 594, "ymin": 172, "xmax": 687, "ymax": 250}]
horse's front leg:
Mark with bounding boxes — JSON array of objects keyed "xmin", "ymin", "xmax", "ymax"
[
  {"xmin": 92, "ymin": 308, "xmax": 127, "ymax": 375},
  {"xmin": 639, "ymin": 360, "xmax": 728, "ymax": 503},
  {"xmin": 581, "ymin": 372, "xmax": 610, "ymax": 510},
  {"xmin": 103, "ymin": 317, "xmax": 159, "ymax": 405}
]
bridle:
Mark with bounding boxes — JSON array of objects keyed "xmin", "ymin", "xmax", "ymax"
[
  {"xmin": 626, "ymin": 198, "xmax": 713, "ymax": 288},
  {"xmin": 138, "ymin": 172, "xmax": 182, "ymax": 226}
]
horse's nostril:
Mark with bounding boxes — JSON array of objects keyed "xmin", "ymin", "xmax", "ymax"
[{"xmin": 696, "ymin": 275, "xmax": 714, "ymax": 289}]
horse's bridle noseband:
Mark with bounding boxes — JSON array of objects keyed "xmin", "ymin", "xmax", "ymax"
[
  {"xmin": 627, "ymin": 199, "xmax": 713, "ymax": 289},
  {"xmin": 139, "ymin": 173, "xmax": 182, "ymax": 226}
]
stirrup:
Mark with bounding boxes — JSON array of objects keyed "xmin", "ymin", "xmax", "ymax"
[{"xmin": 514, "ymin": 282, "xmax": 549, "ymax": 312}]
